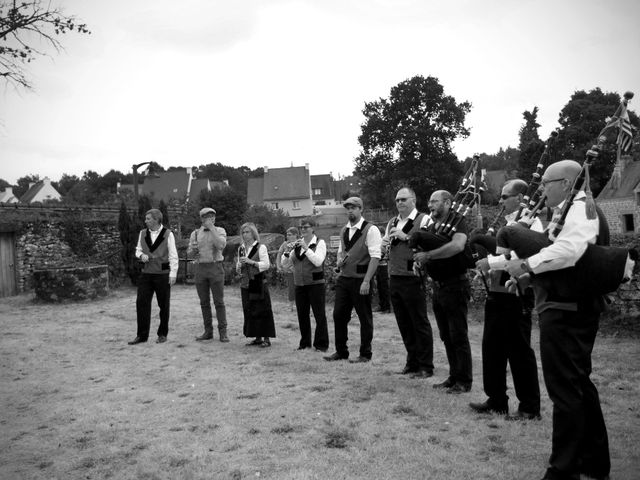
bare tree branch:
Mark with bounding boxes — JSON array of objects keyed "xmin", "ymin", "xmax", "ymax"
[{"xmin": 0, "ymin": 0, "xmax": 90, "ymax": 90}]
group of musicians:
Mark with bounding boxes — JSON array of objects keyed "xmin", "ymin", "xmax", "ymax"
[{"xmin": 128, "ymin": 155, "xmax": 634, "ymax": 480}]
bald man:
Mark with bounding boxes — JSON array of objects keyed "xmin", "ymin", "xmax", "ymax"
[
  {"xmin": 414, "ymin": 190, "xmax": 472, "ymax": 394},
  {"xmin": 503, "ymin": 160, "xmax": 610, "ymax": 480},
  {"xmin": 470, "ymin": 179, "xmax": 541, "ymax": 419}
]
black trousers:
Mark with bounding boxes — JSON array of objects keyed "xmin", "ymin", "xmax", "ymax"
[
  {"xmin": 375, "ymin": 264, "xmax": 390, "ymax": 310},
  {"xmin": 539, "ymin": 307, "xmax": 610, "ymax": 479},
  {"xmin": 390, "ymin": 276, "xmax": 433, "ymax": 371},
  {"xmin": 432, "ymin": 278, "xmax": 472, "ymax": 385},
  {"xmin": 332, "ymin": 276, "xmax": 374, "ymax": 359},
  {"xmin": 136, "ymin": 273, "xmax": 171, "ymax": 339},
  {"xmin": 482, "ymin": 292, "xmax": 540, "ymax": 413},
  {"xmin": 295, "ymin": 283, "xmax": 329, "ymax": 350}
]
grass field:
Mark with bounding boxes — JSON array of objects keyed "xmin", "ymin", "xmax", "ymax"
[{"xmin": 1, "ymin": 285, "xmax": 638, "ymax": 480}]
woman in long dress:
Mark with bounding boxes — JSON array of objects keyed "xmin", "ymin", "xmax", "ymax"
[{"xmin": 236, "ymin": 222, "xmax": 276, "ymax": 347}]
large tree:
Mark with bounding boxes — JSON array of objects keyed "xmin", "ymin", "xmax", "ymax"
[
  {"xmin": 517, "ymin": 107, "xmax": 548, "ymax": 180},
  {"xmin": 354, "ymin": 75, "xmax": 471, "ymax": 209},
  {"xmin": 0, "ymin": 0, "xmax": 90, "ymax": 90},
  {"xmin": 555, "ymin": 88, "xmax": 639, "ymax": 196}
]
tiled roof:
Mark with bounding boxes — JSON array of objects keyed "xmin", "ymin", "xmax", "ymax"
[
  {"xmin": 597, "ymin": 160, "xmax": 640, "ymax": 200},
  {"xmin": 311, "ymin": 174, "xmax": 334, "ymax": 200},
  {"xmin": 142, "ymin": 171, "xmax": 190, "ymax": 201},
  {"xmin": 262, "ymin": 167, "xmax": 310, "ymax": 201}
]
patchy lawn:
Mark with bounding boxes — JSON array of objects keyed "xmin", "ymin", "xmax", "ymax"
[{"xmin": 1, "ymin": 285, "xmax": 638, "ymax": 479}]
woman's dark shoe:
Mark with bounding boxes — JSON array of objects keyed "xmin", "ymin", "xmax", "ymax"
[
  {"xmin": 260, "ymin": 339, "xmax": 271, "ymax": 348},
  {"xmin": 246, "ymin": 338, "xmax": 263, "ymax": 346}
]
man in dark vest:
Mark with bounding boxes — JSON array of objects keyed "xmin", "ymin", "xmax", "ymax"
[
  {"xmin": 470, "ymin": 179, "xmax": 541, "ymax": 419},
  {"xmin": 128, "ymin": 208, "xmax": 178, "ymax": 345},
  {"xmin": 413, "ymin": 190, "xmax": 472, "ymax": 394},
  {"xmin": 384, "ymin": 187, "xmax": 434, "ymax": 378},
  {"xmin": 281, "ymin": 217, "xmax": 329, "ymax": 351},
  {"xmin": 324, "ymin": 197, "xmax": 381, "ymax": 363},
  {"xmin": 504, "ymin": 160, "xmax": 611, "ymax": 480}
]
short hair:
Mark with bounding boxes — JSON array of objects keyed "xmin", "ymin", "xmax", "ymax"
[
  {"xmin": 239, "ymin": 222, "xmax": 260, "ymax": 242},
  {"xmin": 504, "ymin": 179, "xmax": 528, "ymax": 196},
  {"xmin": 286, "ymin": 227, "xmax": 299, "ymax": 236},
  {"xmin": 299, "ymin": 217, "xmax": 316, "ymax": 228},
  {"xmin": 145, "ymin": 208, "xmax": 163, "ymax": 223},
  {"xmin": 397, "ymin": 187, "xmax": 416, "ymax": 199}
]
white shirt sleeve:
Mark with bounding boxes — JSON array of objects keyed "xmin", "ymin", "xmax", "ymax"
[
  {"xmin": 366, "ymin": 224, "xmax": 382, "ymax": 259},
  {"xmin": 167, "ymin": 232, "xmax": 179, "ymax": 278},
  {"xmin": 527, "ymin": 200, "xmax": 598, "ymax": 274},
  {"xmin": 304, "ymin": 239, "xmax": 326, "ymax": 267},
  {"xmin": 256, "ymin": 244, "xmax": 270, "ymax": 272},
  {"xmin": 135, "ymin": 231, "xmax": 144, "ymax": 259}
]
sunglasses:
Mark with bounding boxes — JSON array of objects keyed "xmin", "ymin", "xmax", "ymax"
[
  {"xmin": 500, "ymin": 193, "xmax": 517, "ymax": 200},
  {"xmin": 541, "ymin": 178, "xmax": 565, "ymax": 187},
  {"xmin": 395, "ymin": 197, "xmax": 411, "ymax": 203},
  {"xmin": 300, "ymin": 225, "xmax": 312, "ymax": 230}
]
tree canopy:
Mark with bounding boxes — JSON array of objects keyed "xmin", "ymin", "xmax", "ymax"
[
  {"xmin": 554, "ymin": 88, "xmax": 640, "ymax": 195},
  {"xmin": 354, "ymin": 75, "xmax": 471, "ymax": 210},
  {"xmin": 0, "ymin": 0, "xmax": 90, "ymax": 90}
]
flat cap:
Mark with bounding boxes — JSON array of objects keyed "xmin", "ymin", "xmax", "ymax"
[
  {"xmin": 343, "ymin": 197, "xmax": 363, "ymax": 209},
  {"xmin": 199, "ymin": 207, "xmax": 216, "ymax": 216}
]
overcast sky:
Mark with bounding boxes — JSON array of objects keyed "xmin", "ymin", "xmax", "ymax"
[{"xmin": 1, "ymin": 0, "xmax": 639, "ymax": 185}]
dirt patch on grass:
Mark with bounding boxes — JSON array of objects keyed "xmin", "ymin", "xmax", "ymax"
[{"xmin": 1, "ymin": 285, "xmax": 639, "ymax": 479}]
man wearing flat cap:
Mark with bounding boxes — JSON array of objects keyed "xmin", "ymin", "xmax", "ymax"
[
  {"xmin": 188, "ymin": 207, "xmax": 228, "ymax": 342},
  {"xmin": 324, "ymin": 197, "xmax": 381, "ymax": 363}
]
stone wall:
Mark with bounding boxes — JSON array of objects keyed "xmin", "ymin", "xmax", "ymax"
[{"xmin": 598, "ymin": 197, "xmax": 639, "ymax": 233}]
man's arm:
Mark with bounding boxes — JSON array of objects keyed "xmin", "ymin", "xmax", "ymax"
[
  {"xmin": 414, "ymin": 232, "xmax": 466, "ymax": 264},
  {"xmin": 167, "ymin": 232, "xmax": 178, "ymax": 285}
]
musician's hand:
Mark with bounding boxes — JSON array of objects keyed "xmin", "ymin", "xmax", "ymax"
[
  {"xmin": 504, "ymin": 259, "xmax": 527, "ymax": 278},
  {"xmin": 169, "ymin": 276, "xmax": 176, "ymax": 286},
  {"xmin": 360, "ymin": 280, "xmax": 371, "ymax": 295},
  {"xmin": 413, "ymin": 251, "xmax": 430, "ymax": 265},
  {"xmin": 140, "ymin": 254, "xmax": 149, "ymax": 263},
  {"xmin": 389, "ymin": 228, "xmax": 408, "ymax": 242},
  {"xmin": 475, "ymin": 258, "xmax": 489, "ymax": 275},
  {"xmin": 505, "ymin": 277, "xmax": 519, "ymax": 294}
]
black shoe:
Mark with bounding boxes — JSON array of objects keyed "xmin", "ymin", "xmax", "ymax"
[
  {"xmin": 156, "ymin": 336, "xmax": 167, "ymax": 343},
  {"xmin": 196, "ymin": 333, "xmax": 213, "ymax": 341},
  {"xmin": 399, "ymin": 365, "xmax": 418, "ymax": 375},
  {"xmin": 349, "ymin": 356, "xmax": 370, "ymax": 363},
  {"xmin": 246, "ymin": 338, "xmax": 263, "ymax": 346},
  {"xmin": 411, "ymin": 368, "xmax": 434, "ymax": 379},
  {"xmin": 128, "ymin": 337, "xmax": 146, "ymax": 345},
  {"xmin": 469, "ymin": 400, "xmax": 508, "ymax": 415},
  {"xmin": 260, "ymin": 339, "xmax": 271, "ymax": 348},
  {"xmin": 433, "ymin": 378, "xmax": 455, "ymax": 389},
  {"xmin": 446, "ymin": 383, "xmax": 471, "ymax": 394},
  {"xmin": 297, "ymin": 345, "xmax": 311, "ymax": 351},
  {"xmin": 219, "ymin": 334, "xmax": 230, "ymax": 343},
  {"xmin": 506, "ymin": 409, "xmax": 541, "ymax": 421},
  {"xmin": 324, "ymin": 352, "xmax": 347, "ymax": 361}
]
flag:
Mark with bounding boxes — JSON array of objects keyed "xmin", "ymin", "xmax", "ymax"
[{"xmin": 617, "ymin": 108, "xmax": 633, "ymax": 153}]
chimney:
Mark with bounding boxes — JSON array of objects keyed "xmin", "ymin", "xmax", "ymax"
[
  {"xmin": 43, "ymin": 177, "xmax": 50, "ymax": 184},
  {"xmin": 264, "ymin": 166, "xmax": 269, "ymax": 173},
  {"xmin": 28, "ymin": 182, "xmax": 35, "ymax": 189},
  {"xmin": 610, "ymin": 154, "xmax": 633, "ymax": 190},
  {"xmin": 305, "ymin": 163, "xmax": 309, "ymax": 170}
]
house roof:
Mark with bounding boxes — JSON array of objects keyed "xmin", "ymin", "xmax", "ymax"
[
  {"xmin": 262, "ymin": 167, "xmax": 310, "ymax": 201},
  {"xmin": 0, "ymin": 187, "xmax": 18, "ymax": 203},
  {"xmin": 142, "ymin": 170, "xmax": 190, "ymax": 201},
  {"xmin": 19, "ymin": 179, "xmax": 61, "ymax": 203},
  {"xmin": 311, "ymin": 174, "xmax": 334, "ymax": 200},
  {"xmin": 189, "ymin": 178, "xmax": 210, "ymax": 199},
  {"xmin": 597, "ymin": 160, "xmax": 640, "ymax": 200},
  {"xmin": 247, "ymin": 177, "xmax": 264, "ymax": 205}
]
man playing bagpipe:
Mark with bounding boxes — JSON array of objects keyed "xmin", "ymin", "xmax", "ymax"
[
  {"xmin": 498, "ymin": 159, "xmax": 631, "ymax": 480},
  {"xmin": 412, "ymin": 190, "xmax": 473, "ymax": 394},
  {"xmin": 470, "ymin": 179, "xmax": 541, "ymax": 420}
]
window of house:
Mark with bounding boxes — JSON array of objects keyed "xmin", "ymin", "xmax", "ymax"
[
  {"xmin": 623, "ymin": 213, "xmax": 635, "ymax": 233},
  {"xmin": 293, "ymin": 201, "xmax": 300, "ymax": 209},
  {"xmin": 313, "ymin": 188, "xmax": 322, "ymax": 195},
  {"xmin": 271, "ymin": 202, "xmax": 279, "ymax": 210}
]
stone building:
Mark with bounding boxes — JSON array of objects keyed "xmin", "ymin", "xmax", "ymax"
[{"xmin": 597, "ymin": 155, "xmax": 640, "ymax": 234}]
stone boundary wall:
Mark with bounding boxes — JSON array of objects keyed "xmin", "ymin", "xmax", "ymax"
[
  {"xmin": 33, "ymin": 265, "xmax": 109, "ymax": 302},
  {"xmin": 598, "ymin": 197, "xmax": 639, "ymax": 233}
]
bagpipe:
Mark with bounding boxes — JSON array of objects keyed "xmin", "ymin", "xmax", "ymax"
[
  {"xmin": 495, "ymin": 92, "xmax": 636, "ymax": 298},
  {"xmin": 408, "ymin": 156, "xmax": 482, "ymax": 279}
]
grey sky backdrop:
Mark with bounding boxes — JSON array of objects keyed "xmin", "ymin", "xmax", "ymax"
[{"xmin": 1, "ymin": 0, "xmax": 639, "ymax": 184}]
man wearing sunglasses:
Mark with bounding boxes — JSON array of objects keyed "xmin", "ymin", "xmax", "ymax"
[
  {"xmin": 503, "ymin": 160, "xmax": 611, "ymax": 480},
  {"xmin": 470, "ymin": 179, "xmax": 541, "ymax": 421},
  {"xmin": 383, "ymin": 187, "xmax": 434, "ymax": 379}
]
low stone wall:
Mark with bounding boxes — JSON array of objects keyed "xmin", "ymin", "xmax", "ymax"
[{"xmin": 33, "ymin": 265, "xmax": 109, "ymax": 302}]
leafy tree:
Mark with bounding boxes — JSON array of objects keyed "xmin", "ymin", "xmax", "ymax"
[
  {"xmin": 52, "ymin": 173, "xmax": 80, "ymax": 196},
  {"xmin": 517, "ymin": 107, "xmax": 547, "ymax": 180},
  {"xmin": 183, "ymin": 188, "xmax": 248, "ymax": 236},
  {"xmin": 158, "ymin": 199, "xmax": 170, "ymax": 227},
  {"xmin": 354, "ymin": 75, "xmax": 471, "ymax": 209},
  {"xmin": 242, "ymin": 205, "xmax": 290, "ymax": 236},
  {"xmin": 0, "ymin": 0, "xmax": 90, "ymax": 90},
  {"xmin": 555, "ymin": 88, "xmax": 640, "ymax": 196},
  {"xmin": 13, "ymin": 173, "xmax": 39, "ymax": 198}
]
